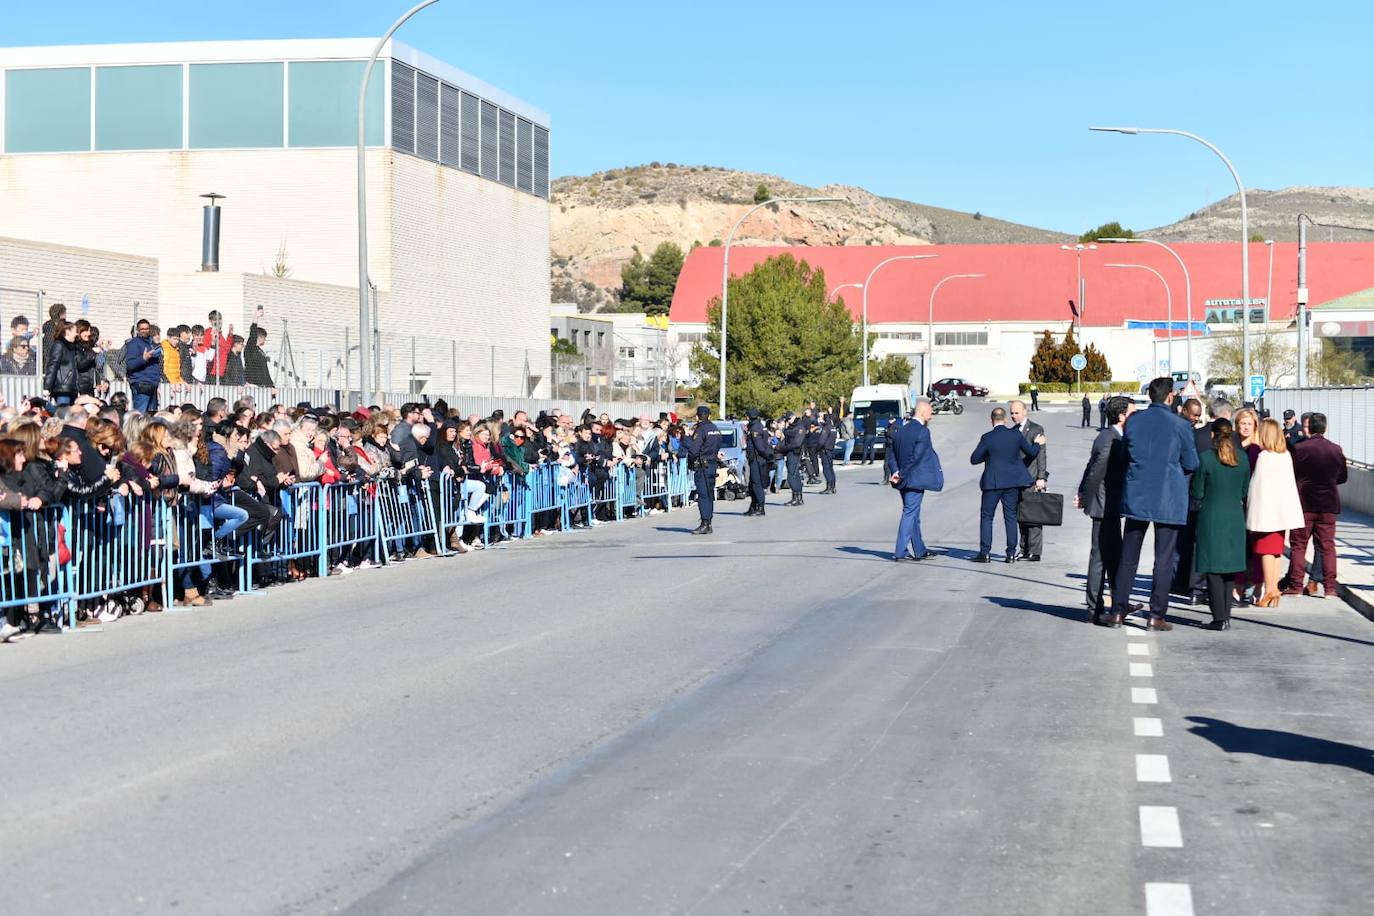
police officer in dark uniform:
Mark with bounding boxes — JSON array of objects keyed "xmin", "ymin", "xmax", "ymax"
[
  {"xmin": 802, "ymin": 407, "xmax": 822, "ymax": 484},
  {"xmin": 818, "ymin": 412, "xmax": 838, "ymax": 494},
  {"xmin": 780, "ymin": 413, "xmax": 806, "ymax": 506},
  {"xmin": 685, "ymin": 405, "xmax": 722, "ymax": 534},
  {"xmin": 745, "ymin": 407, "xmax": 774, "ymax": 516}
]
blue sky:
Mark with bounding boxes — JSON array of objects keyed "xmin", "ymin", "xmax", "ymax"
[{"xmin": 6, "ymin": 1, "xmax": 1370, "ymax": 233}]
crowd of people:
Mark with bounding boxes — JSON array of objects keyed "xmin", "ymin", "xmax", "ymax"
[
  {"xmin": 1076, "ymin": 378, "xmax": 1349, "ymax": 632},
  {"xmin": 2, "ymin": 304, "xmax": 281, "ymax": 392},
  {"xmin": 0, "ymin": 385, "xmax": 718, "ymax": 644}
]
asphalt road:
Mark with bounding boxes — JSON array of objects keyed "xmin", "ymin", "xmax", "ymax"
[{"xmin": 2, "ymin": 408, "xmax": 1371, "ymax": 915}]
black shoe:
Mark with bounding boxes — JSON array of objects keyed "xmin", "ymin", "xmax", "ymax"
[
  {"xmin": 1098, "ymin": 613, "xmax": 1123, "ymax": 628},
  {"xmin": 913, "ymin": 551, "xmax": 937, "ymax": 561},
  {"xmin": 1004, "ymin": 555, "xmax": 1017, "ymax": 564},
  {"xmin": 972, "ymin": 553, "xmax": 991, "ymax": 563},
  {"xmin": 207, "ymin": 585, "xmax": 235, "ymax": 601},
  {"xmin": 690, "ymin": 522, "xmax": 713, "ymax": 535},
  {"xmin": 1202, "ymin": 619, "xmax": 1232, "ymax": 631}
]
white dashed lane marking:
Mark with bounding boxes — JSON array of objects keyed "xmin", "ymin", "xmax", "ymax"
[
  {"xmin": 1136, "ymin": 754, "xmax": 1173, "ymax": 783},
  {"xmin": 1131, "ymin": 687, "xmax": 1158, "ymax": 704},
  {"xmin": 1145, "ymin": 883, "xmax": 1195, "ymax": 916},
  {"xmin": 1128, "ymin": 642, "xmax": 1151, "ymax": 656},
  {"xmin": 1139, "ymin": 806, "xmax": 1184, "ymax": 847},
  {"xmin": 1130, "ymin": 662, "xmax": 1155, "ymax": 677},
  {"xmin": 1134, "ymin": 717, "xmax": 1164, "ymax": 737}
]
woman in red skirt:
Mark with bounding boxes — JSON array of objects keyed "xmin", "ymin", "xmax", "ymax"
[{"xmin": 1245, "ymin": 418, "xmax": 1304, "ymax": 607}]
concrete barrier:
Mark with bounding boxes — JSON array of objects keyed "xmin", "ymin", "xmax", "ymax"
[{"xmin": 1340, "ymin": 464, "xmax": 1374, "ymax": 517}]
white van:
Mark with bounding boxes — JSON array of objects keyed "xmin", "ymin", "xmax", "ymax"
[{"xmin": 850, "ymin": 384, "xmax": 913, "ymax": 453}]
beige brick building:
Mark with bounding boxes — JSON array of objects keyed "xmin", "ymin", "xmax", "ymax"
[{"xmin": 0, "ymin": 38, "xmax": 551, "ymax": 396}]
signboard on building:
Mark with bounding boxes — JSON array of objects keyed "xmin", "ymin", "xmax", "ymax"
[{"xmin": 1203, "ymin": 298, "xmax": 1268, "ymax": 326}]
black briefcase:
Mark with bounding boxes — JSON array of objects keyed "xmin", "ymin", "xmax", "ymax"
[{"xmin": 1019, "ymin": 490, "xmax": 1064, "ymax": 527}]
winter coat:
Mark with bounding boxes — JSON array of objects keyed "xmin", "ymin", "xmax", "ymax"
[
  {"xmin": 124, "ymin": 336, "xmax": 164, "ymax": 388},
  {"xmin": 1246, "ymin": 450, "xmax": 1305, "ymax": 534},
  {"xmin": 160, "ymin": 338, "xmax": 182, "ymax": 384},
  {"xmin": 44, "ymin": 338, "xmax": 82, "ymax": 397},
  {"xmin": 1189, "ymin": 450, "xmax": 1250, "ymax": 574},
  {"xmin": 1291, "ymin": 435, "xmax": 1349, "ymax": 515},
  {"xmin": 1119, "ymin": 403, "xmax": 1199, "ymax": 525}
]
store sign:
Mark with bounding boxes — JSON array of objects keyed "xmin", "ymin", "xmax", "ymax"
[{"xmin": 1203, "ymin": 298, "xmax": 1267, "ymax": 325}]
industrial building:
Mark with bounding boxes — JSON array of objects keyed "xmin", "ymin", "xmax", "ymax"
[
  {"xmin": 668, "ymin": 242, "xmax": 1374, "ymax": 395},
  {"xmin": 0, "ymin": 38, "xmax": 551, "ymax": 396}
]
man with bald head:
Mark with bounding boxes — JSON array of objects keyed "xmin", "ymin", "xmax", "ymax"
[{"xmin": 1009, "ymin": 400, "xmax": 1049, "ymax": 560}]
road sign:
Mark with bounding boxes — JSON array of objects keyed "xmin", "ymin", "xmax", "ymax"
[
  {"xmin": 1180, "ymin": 380, "xmax": 1200, "ymax": 400},
  {"xmin": 1248, "ymin": 374, "xmax": 1266, "ymax": 400},
  {"xmin": 1070, "ymin": 354, "xmax": 1087, "ymax": 372}
]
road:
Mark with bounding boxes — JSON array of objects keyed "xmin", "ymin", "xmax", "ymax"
[{"xmin": 2, "ymin": 409, "xmax": 1371, "ymax": 915}]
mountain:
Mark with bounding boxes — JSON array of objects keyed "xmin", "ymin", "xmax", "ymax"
[
  {"xmin": 1143, "ymin": 186, "xmax": 1374, "ymax": 243},
  {"xmin": 549, "ymin": 164, "xmax": 1072, "ymax": 311}
]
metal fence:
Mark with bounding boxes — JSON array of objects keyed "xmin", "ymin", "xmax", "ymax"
[
  {"xmin": 0, "ymin": 459, "xmax": 701, "ymax": 631},
  {"xmin": 1263, "ymin": 386, "xmax": 1373, "ymax": 466}
]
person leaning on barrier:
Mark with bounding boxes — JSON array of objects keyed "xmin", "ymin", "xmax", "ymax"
[{"xmin": 0, "ymin": 437, "xmax": 53, "ymax": 643}]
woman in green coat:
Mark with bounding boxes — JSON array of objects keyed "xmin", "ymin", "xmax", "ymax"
[{"xmin": 1189, "ymin": 418, "xmax": 1250, "ymax": 630}]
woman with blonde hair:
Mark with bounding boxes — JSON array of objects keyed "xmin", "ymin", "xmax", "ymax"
[
  {"xmin": 1234, "ymin": 407, "xmax": 1261, "ymax": 470},
  {"xmin": 1246, "ymin": 417, "xmax": 1305, "ymax": 607}
]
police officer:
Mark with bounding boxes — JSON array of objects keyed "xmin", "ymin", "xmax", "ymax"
[
  {"xmin": 745, "ymin": 408, "xmax": 775, "ymax": 516},
  {"xmin": 780, "ymin": 413, "xmax": 807, "ymax": 506},
  {"xmin": 685, "ymin": 405, "xmax": 722, "ymax": 534},
  {"xmin": 818, "ymin": 412, "xmax": 838, "ymax": 494},
  {"xmin": 802, "ymin": 407, "xmax": 822, "ymax": 484}
]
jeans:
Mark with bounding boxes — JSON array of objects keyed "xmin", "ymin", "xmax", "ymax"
[
  {"xmin": 860, "ymin": 436, "xmax": 877, "ymax": 463},
  {"xmin": 53, "ymin": 394, "xmax": 74, "ymax": 407},
  {"xmin": 132, "ymin": 386, "xmax": 158, "ymax": 413},
  {"xmin": 461, "ymin": 479, "xmax": 487, "ymax": 516},
  {"xmin": 210, "ymin": 502, "xmax": 249, "ymax": 540},
  {"xmin": 841, "ymin": 439, "xmax": 854, "ymax": 464}
]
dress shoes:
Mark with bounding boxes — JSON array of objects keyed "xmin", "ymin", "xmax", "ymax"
[
  {"xmin": 690, "ymin": 522, "xmax": 713, "ymax": 535},
  {"xmin": 1305, "ymin": 581, "xmax": 1320, "ymax": 597},
  {"xmin": 972, "ymin": 553, "xmax": 991, "ymax": 564},
  {"xmin": 913, "ymin": 551, "xmax": 937, "ymax": 561},
  {"xmin": 1202, "ymin": 619, "xmax": 1232, "ymax": 631},
  {"xmin": 1018, "ymin": 553, "xmax": 1041, "ymax": 562},
  {"xmin": 1145, "ymin": 617, "xmax": 1174, "ymax": 631},
  {"xmin": 1003, "ymin": 555, "xmax": 1017, "ymax": 564},
  {"xmin": 1097, "ymin": 613, "xmax": 1122, "ymax": 628}
]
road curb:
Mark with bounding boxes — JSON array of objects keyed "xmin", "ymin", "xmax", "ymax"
[{"xmin": 1338, "ymin": 581, "xmax": 1374, "ymax": 622}]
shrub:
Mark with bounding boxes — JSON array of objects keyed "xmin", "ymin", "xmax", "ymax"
[{"xmin": 1018, "ymin": 381, "xmax": 1139, "ymax": 394}]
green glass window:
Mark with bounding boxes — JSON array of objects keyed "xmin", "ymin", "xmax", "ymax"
[
  {"xmin": 189, "ymin": 62, "xmax": 283, "ymax": 149},
  {"xmin": 4, "ymin": 67, "xmax": 91, "ymax": 153},
  {"xmin": 95, "ymin": 65, "xmax": 183, "ymax": 151},
  {"xmin": 287, "ymin": 60, "xmax": 384, "ymax": 147}
]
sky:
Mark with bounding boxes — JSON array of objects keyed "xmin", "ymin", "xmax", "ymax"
[{"xmin": 5, "ymin": 0, "xmax": 1371, "ymax": 234}]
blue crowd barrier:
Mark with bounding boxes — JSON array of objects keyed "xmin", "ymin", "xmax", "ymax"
[{"xmin": 5, "ymin": 457, "xmax": 698, "ymax": 634}]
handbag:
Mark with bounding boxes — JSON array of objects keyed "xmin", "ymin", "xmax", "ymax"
[{"xmin": 1018, "ymin": 490, "xmax": 1064, "ymax": 527}]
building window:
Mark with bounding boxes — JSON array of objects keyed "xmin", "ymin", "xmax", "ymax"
[
  {"xmin": 618, "ymin": 346, "xmax": 637, "ymax": 359},
  {"xmin": 596, "ymin": 331, "xmax": 606, "ymax": 348},
  {"xmin": 4, "ymin": 67, "xmax": 91, "ymax": 153},
  {"xmin": 516, "ymin": 118, "xmax": 533, "ymax": 193},
  {"xmin": 877, "ymin": 331, "xmax": 923, "ymax": 341},
  {"xmin": 391, "ymin": 61, "xmax": 415, "ymax": 153},
  {"xmin": 288, "ymin": 60, "xmax": 383, "ymax": 148},
  {"xmin": 459, "ymin": 91, "xmax": 480, "ymax": 174},
  {"xmin": 934, "ymin": 331, "xmax": 989, "ymax": 347},
  {"xmin": 95, "ymin": 65, "xmax": 182, "ymax": 151},
  {"xmin": 479, "ymin": 100, "xmax": 499, "ymax": 181},
  {"xmin": 414, "ymin": 73, "xmax": 439, "ymax": 161},
  {"xmin": 498, "ymin": 109, "xmax": 516, "ymax": 187},
  {"xmin": 190, "ymin": 62, "xmax": 284, "ymax": 149},
  {"xmin": 533, "ymin": 126, "xmax": 549, "ymax": 199}
]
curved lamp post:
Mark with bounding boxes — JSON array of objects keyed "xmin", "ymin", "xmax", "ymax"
[
  {"xmin": 829, "ymin": 281, "xmax": 863, "ymax": 301},
  {"xmin": 927, "ymin": 273, "xmax": 984, "ymax": 392},
  {"xmin": 1106, "ymin": 262, "xmax": 1173, "ymax": 375},
  {"xmin": 358, "ymin": 0, "xmax": 441, "ymax": 406},
  {"xmin": 718, "ymin": 196, "xmax": 844, "ymax": 416},
  {"xmin": 1101, "ymin": 237, "xmax": 1193, "ymax": 378},
  {"xmin": 861, "ymin": 255, "xmax": 938, "ymax": 385},
  {"xmin": 1090, "ymin": 126, "xmax": 1252, "ymax": 383}
]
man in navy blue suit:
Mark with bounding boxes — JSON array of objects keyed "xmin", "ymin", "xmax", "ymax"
[
  {"xmin": 969, "ymin": 406, "xmax": 1046, "ymax": 563},
  {"xmin": 885, "ymin": 399, "xmax": 942, "ymax": 562}
]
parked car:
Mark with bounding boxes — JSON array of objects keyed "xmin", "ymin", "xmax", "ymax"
[{"xmin": 929, "ymin": 377, "xmax": 988, "ymax": 398}]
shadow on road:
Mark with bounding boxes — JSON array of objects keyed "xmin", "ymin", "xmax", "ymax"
[
  {"xmin": 983, "ymin": 595, "xmax": 1089, "ymax": 624},
  {"xmin": 1185, "ymin": 717, "xmax": 1374, "ymax": 777},
  {"xmin": 835, "ymin": 545, "xmax": 893, "ymax": 560},
  {"xmin": 1227, "ymin": 615, "xmax": 1374, "ymax": 648}
]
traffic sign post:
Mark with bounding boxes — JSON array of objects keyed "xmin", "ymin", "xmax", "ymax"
[
  {"xmin": 1248, "ymin": 374, "xmax": 1266, "ymax": 402},
  {"xmin": 1071, "ymin": 353, "xmax": 1087, "ymax": 393}
]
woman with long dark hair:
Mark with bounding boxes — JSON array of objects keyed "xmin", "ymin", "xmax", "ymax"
[{"xmin": 1190, "ymin": 419, "xmax": 1250, "ymax": 630}]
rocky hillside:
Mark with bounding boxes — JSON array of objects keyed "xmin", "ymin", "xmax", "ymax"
[
  {"xmin": 1144, "ymin": 186, "xmax": 1374, "ymax": 243},
  {"xmin": 550, "ymin": 164, "xmax": 1071, "ymax": 311}
]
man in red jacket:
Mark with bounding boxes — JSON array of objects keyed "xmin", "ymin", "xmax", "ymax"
[
  {"xmin": 201, "ymin": 310, "xmax": 234, "ymax": 384},
  {"xmin": 1284, "ymin": 412, "xmax": 1348, "ymax": 598}
]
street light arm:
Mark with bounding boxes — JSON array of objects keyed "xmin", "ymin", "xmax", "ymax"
[
  {"xmin": 1099, "ymin": 236, "xmax": 1194, "ymax": 378},
  {"xmin": 358, "ymin": 0, "xmax": 442, "ymax": 406},
  {"xmin": 859, "ymin": 254, "xmax": 939, "ymax": 386}
]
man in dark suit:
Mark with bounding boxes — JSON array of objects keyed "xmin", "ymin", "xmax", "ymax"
[
  {"xmin": 1008, "ymin": 400, "xmax": 1048, "ymax": 560},
  {"xmin": 1076, "ymin": 396, "xmax": 1134, "ymax": 622},
  {"xmin": 970, "ymin": 406, "xmax": 1045, "ymax": 563},
  {"xmin": 1284, "ymin": 412, "xmax": 1347, "ymax": 598},
  {"xmin": 886, "ymin": 399, "xmax": 942, "ymax": 562},
  {"xmin": 1108, "ymin": 377, "xmax": 1199, "ymax": 631}
]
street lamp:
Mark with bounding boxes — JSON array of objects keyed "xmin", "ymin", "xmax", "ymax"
[
  {"xmin": 1059, "ymin": 242, "xmax": 1096, "ymax": 326},
  {"xmin": 358, "ymin": 0, "xmax": 441, "ymax": 407},
  {"xmin": 927, "ymin": 273, "xmax": 984, "ymax": 393},
  {"xmin": 718, "ymin": 195, "xmax": 844, "ymax": 417},
  {"xmin": 1264, "ymin": 238, "xmax": 1275, "ymax": 317},
  {"xmin": 861, "ymin": 254, "xmax": 938, "ymax": 386},
  {"xmin": 1090, "ymin": 126, "xmax": 1252, "ymax": 384},
  {"xmin": 1106, "ymin": 262, "xmax": 1173, "ymax": 375},
  {"xmin": 830, "ymin": 281, "xmax": 863, "ymax": 301},
  {"xmin": 1100, "ymin": 237, "xmax": 1193, "ymax": 379}
]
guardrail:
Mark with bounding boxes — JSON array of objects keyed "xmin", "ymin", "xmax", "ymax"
[
  {"xmin": 1262, "ymin": 386, "xmax": 1373, "ymax": 467},
  {"xmin": 0, "ymin": 458, "xmax": 698, "ymax": 631}
]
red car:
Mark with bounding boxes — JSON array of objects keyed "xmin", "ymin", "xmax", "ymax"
[{"xmin": 929, "ymin": 377, "xmax": 988, "ymax": 398}]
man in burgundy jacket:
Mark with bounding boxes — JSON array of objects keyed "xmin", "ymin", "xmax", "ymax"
[{"xmin": 1285, "ymin": 412, "xmax": 1348, "ymax": 597}]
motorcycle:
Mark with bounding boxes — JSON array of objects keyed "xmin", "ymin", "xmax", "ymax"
[{"xmin": 931, "ymin": 392, "xmax": 964, "ymax": 415}]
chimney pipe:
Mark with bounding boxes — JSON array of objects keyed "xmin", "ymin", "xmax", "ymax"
[{"xmin": 200, "ymin": 193, "xmax": 226, "ymax": 272}]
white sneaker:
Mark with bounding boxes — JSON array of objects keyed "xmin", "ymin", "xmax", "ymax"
[
  {"xmin": 648, "ymin": 508, "xmax": 665, "ymax": 516},
  {"xmin": 355, "ymin": 560, "xmax": 376, "ymax": 571},
  {"xmin": 335, "ymin": 565, "xmax": 354, "ymax": 576},
  {"xmin": 465, "ymin": 510, "xmax": 486, "ymax": 525},
  {"xmin": 97, "ymin": 607, "xmax": 121, "ymax": 623},
  {"xmin": 0, "ymin": 622, "xmax": 22, "ymax": 642}
]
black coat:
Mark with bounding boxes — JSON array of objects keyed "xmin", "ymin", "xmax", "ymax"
[
  {"xmin": 44, "ymin": 338, "xmax": 86, "ymax": 397},
  {"xmin": 243, "ymin": 333, "xmax": 274, "ymax": 387},
  {"xmin": 242, "ymin": 439, "xmax": 282, "ymax": 503}
]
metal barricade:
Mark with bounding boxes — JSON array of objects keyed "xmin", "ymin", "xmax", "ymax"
[
  {"xmin": 525, "ymin": 464, "xmax": 564, "ymax": 532},
  {"xmin": 375, "ymin": 476, "xmax": 441, "ymax": 559},
  {"xmin": 482, "ymin": 474, "xmax": 529, "ymax": 544},
  {"xmin": 62, "ymin": 494, "xmax": 168, "ymax": 627},
  {"xmin": 560, "ymin": 466, "xmax": 592, "ymax": 524},
  {"xmin": 1, "ymin": 506, "xmax": 70, "ymax": 627},
  {"xmin": 321, "ymin": 481, "xmax": 382, "ymax": 567},
  {"xmin": 667, "ymin": 458, "xmax": 693, "ymax": 509}
]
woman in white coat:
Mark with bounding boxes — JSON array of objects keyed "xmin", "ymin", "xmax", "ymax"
[{"xmin": 1246, "ymin": 418, "xmax": 1306, "ymax": 607}]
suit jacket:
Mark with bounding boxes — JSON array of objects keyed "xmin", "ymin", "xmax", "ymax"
[
  {"xmin": 1120, "ymin": 403, "xmax": 1199, "ymax": 525},
  {"xmin": 1194, "ymin": 419, "xmax": 1242, "ymax": 457},
  {"xmin": 1016, "ymin": 419, "xmax": 1048, "ymax": 482},
  {"xmin": 1077, "ymin": 426, "xmax": 1125, "ymax": 519},
  {"xmin": 1291, "ymin": 435, "xmax": 1348, "ymax": 514},
  {"xmin": 970, "ymin": 425, "xmax": 1038, "ymax": 491},
  {"xmin": 885, "ymin": 419, "xmax": 942, "ymax": 492}
]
